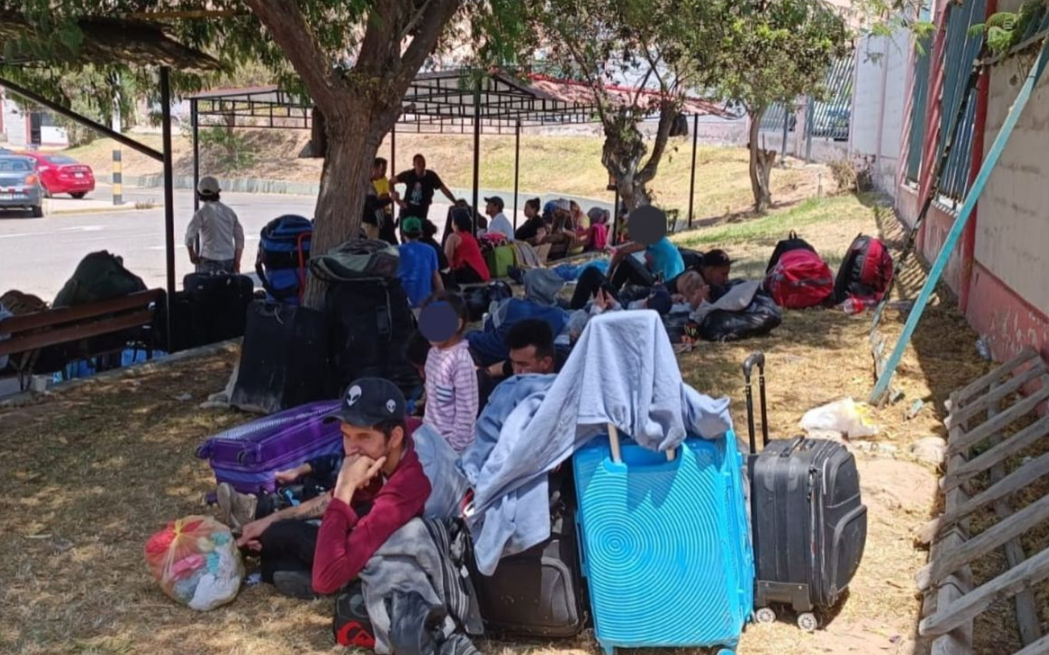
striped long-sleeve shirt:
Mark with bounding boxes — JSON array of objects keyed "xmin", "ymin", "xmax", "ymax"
[{"xmin": 423, "ymin": 339, "xmax": 479, "ymax": 453}]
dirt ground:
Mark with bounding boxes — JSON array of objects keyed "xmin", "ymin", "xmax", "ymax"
[{"xmin": 0, "ymin": 191, "xmax": 1019, "ymax": 655}]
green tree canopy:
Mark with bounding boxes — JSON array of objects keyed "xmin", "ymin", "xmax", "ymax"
[
  {"xmin": 0, "ymin": 1, "xmax": 524, "ymax": 306},
  {"xmin": 524, "ymin": 0, "xmax": 722, "ymax": 210},
  {"xmin": 699, "ymin": 0, "xmax": 849, "ymax": 212}
]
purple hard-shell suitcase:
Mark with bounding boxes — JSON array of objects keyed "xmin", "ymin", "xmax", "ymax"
[{"xmin": 196, "ymin": 400, "xmax": 343, "ymax": 494}]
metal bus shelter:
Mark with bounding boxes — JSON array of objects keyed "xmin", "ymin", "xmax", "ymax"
[{"xmin": 188, "ymin": 69, "xmax": 729, "ymax": 233}]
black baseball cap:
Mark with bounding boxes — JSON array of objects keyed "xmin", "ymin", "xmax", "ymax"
[
  {"xmin": 484, "ymin": 196, "xmax": 505, "ymax": 211},
  {"xmin": 703, "ymin": 249, "xmax": 733, "ymax": 268},
  {"xmin": 325, "ymin": 378, "xmax": 406, "ymax": 427}
]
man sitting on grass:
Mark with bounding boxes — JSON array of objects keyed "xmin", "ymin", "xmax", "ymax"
[
  {"xmin": 235, "ymin": 378, "xmax": 431, "ymax": 599},
  {"xmin": 482, "ymin": 318, "xmax": 565, "ymax": 384}
]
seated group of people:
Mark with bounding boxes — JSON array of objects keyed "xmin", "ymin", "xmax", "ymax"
[
  {"xmin": 394, "ymin": 198, "xmax": 619, "ymax": 314},
  {"xmin": 513, "ymin": 197, "xmax": 611, "ymax": 261},
  {"xmin": 220, "ymin": 305, "xmax": 561, "ymax": 600},
  {"xmin": 218, "ymin": 224, "xmax": 733, "ymax": 601}
]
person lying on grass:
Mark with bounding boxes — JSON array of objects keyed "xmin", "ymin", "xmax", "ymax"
[{"xmin": 234, "ymin": 378, "xmax": 431, "ymax": 599}]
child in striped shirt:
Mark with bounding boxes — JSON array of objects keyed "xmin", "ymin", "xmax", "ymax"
[{"xmin": 421, "ymin": 292, "xmax": 479, "ymax": 453}]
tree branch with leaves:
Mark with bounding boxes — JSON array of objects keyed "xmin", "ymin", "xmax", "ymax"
[
  {"xmin": 698, "ymin": 0, "xmax": 849, "ymax": 213},
  {"xmin": 527, "ymin": 0, "xmax": 718, "ymax": 211}
]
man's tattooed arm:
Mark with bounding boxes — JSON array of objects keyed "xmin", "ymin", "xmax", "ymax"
[{"xmin": 285, "ymin": 492, "xmax": 332, "ymax": 520}]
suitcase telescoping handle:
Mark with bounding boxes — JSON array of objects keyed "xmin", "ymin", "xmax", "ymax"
[
  {"xmin": 607, "ymin": 424, "xmax": 676, "ymax": 464},
  {"xmin": 742, "ymin": 352, "xmax": 770, "ymax": 453}
]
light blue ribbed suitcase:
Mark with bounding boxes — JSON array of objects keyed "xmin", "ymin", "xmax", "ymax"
[{"xmin": 573, "ymin": 426, "xmax": 753, "ymax": 654}]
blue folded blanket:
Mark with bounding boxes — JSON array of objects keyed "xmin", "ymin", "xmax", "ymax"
[{"xmin": 552, "ymin": 258, "xmax": 609, "ymax": 281}]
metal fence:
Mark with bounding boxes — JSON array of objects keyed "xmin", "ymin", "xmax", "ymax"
[
  {"xmin": 937, "ymin": 0, "xmax": 986, "ymax": 203},
  {"xmin": 809, "ymin": 57, "xmax": 855, "ymax": 141},
  {"xmin": 760, "ymin": 54, "xmax": 855, "ymax": 149},
  {"xmin": 905, "ymin": 40, "xmax": 931, "ymax": 183}
]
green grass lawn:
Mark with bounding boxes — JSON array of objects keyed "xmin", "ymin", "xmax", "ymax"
[{"xmin": 672, "ymin": 193, "xmax": 882, "ymax": 279}]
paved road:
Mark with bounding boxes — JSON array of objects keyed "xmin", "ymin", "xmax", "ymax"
[{"xmin": 0, "ymin": 187, "xmax": 319, "ymax": 300}]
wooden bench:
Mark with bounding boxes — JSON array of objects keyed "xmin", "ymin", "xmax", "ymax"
[{"xmin": 0, "ymin": 289, "xmax": 165, "ymax": 389}]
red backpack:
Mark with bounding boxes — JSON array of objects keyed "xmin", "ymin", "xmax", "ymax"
[
  {"xmin": 834, "ymin": 235, "xmax": 894, "ymax": 305},
  {"xmin": 765, "ymin": 249, "xmax": 835, "ymax": 309}
]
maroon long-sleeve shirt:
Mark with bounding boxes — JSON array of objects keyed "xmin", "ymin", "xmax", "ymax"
[{"xmin": 311, "ymin": 442, "xmax": 432, "ymax": 595}]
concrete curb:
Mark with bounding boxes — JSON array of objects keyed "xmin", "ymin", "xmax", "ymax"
[
  {"xmin": 125, "ymin": 174, "xmax": 614, "ymax": 211},
  {"xmin": 49, "ymin": 204, "xmax": 152, "ymax": 217},
  {"xmin": 0, "ymin": 339, "xmax": 240, "ymax": 410},
  {"xmin": 130, "ymin": 174, "xmax": 320, "ymax": 196}
]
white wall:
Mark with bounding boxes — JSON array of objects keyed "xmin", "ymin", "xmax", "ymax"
[
  {"xmin": 1, "ymin": 92, "xmax": 28, "ymax": 147},
  {"xmin": 850, "ymin": 28, "xmax": 911, "ymax": 196},
  {"xmin": 977, "ymin": 34, "xmax": 1049, "ymax": 314}
]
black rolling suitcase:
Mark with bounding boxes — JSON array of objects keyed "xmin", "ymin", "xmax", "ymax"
[
  {"xmin": 156, "ymin": 290, "xmax": 199, "ymax": 352},
  {"xmin": 230, "ymin": 301, "xmax": 337, "ymax": 414},
  {"xmin": 742, "ymin": 352, "xmax": 868, "ymax": 632},
  {"xmin": 466, "ymin": 465, "xmax": 588, "ymax": 638},
  {"xmin": 183, "ymin": 272, "xmax": 255, "ymax": 344},
  {"xmin": 326, "ymin": 278, "xmax": 419, "ymax": 396}
]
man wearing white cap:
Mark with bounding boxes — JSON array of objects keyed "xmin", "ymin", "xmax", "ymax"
[{"xmin": 186, "ymin": 176, "xmax": 245, "ymax": 274}]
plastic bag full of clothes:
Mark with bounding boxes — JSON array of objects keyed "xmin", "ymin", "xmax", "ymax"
[{"xmin": 144, "ymin": 515, "xmax": 244, "ymax": 611}]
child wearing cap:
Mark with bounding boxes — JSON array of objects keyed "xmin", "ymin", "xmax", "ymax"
[
  {"xmin": 185, "ymin": 176, "xmax": 245, "ymax": 274},
  {"xmin": 398, "ymin": 216, "xmax": 445, "ymax": 310},
  {"xmin": 420, "ymin": 293, "xmax": 479, "ymax": 453}
]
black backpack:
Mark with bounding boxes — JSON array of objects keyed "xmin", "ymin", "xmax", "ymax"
[
  {"xmin": 833, "ymin": 234, "xmax": 894, "ymax": 304},
  {"xmin": 464, "ymin": 281, "xmax": 513, "ymax": 323},
  {"xmin": 326, "ymin": 278, "xmax": 419, "ymax": 395},
  {"xmin": 678, "ymin": 248, "xmax": 705, "ymax": 274},
  {"xmin": 52, "ymin": 251, "xmax": 147, "ymax": 308},
  {"xmin": 765, "ymin": 231, "xmax": 817, "ymax": 275}
]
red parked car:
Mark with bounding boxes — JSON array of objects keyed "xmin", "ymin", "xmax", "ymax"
[{"xmin": 20, "ymin": 152, "xmax": 95, "ymax": 199}]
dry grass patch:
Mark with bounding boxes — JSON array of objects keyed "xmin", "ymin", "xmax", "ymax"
[
  {"xmin": 0, "ymin": 191, "xmax": 1011, "ymax": 655},
  {"xmin": 67, "ymin": 131, "xmax": 824, "ymax": 222}
]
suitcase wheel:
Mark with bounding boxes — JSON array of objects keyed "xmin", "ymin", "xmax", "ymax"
[
  {"xmin": 797, "ymin": 612, "xmax": 818, "ymax": 632},
  {"xmin": 755, "ymin": 607, "xmax": 777, "ymax": 624}
]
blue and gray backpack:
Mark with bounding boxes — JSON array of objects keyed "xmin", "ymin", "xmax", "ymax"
[{"xmin": 255, "ymin": 215, "xmax": 313, "ymax": 304}]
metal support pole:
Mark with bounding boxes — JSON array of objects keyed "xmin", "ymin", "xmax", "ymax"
[
  {"xmin": 112, "ymin": 87, "xmax": 123, "ymax": 207},
  {"xmin": 191, "ymin": 98, "xmax": 200, "ymax": 211},
  {"xmin": 805, "ymin": 95, "xmax": 815, "ymax": 163},
  {"xmin": 871, "ymin": 39, "xmax": 1049, "ymax": 404},
  {"xmin": 781, "ymin": 108, "xmax": 789, "ymax": 162},
  {"xmin": 390, "ymin": 123, "xmax": 396, "ymax": 175},
  {"xmin": 513, "ymin": 120, "xmax": 521, "ymax": 231},
  {"xmin": 112, "ymin": 150, "xmax": 123, "ymax": 206},
  {"xmin": 160, "ymin": 67, "xmax": 176, "ymax": 353},
  {"xmin": 611, "ymin": 186, "xmax": 620, "ymax": 246},
  {"xmin": 471, "ymin": 80, "xmax": 481, "ymax": 235},
  {"xmin": 0, "ymin": 75, "xmax": 163, "ymax": 161},
  {"xmin": 687, "ymin": 113, "xmax": 699, "ymax": 229}
]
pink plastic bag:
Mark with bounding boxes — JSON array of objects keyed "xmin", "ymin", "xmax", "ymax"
[{"xmin": 144, "ymin": 515, "xmax": 244, "ymax": 611}]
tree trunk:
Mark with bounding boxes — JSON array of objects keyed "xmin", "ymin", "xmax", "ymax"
[
  {"xmin": 302, "ymin": 118, "xmax": 381, "ymax": 308},
  {"xmin": 748, "ymin": 107, "xmax": 776, "ymax": 213},
  {"xmin": 243, "ymin": 0, "xmax": 463, "ymax": 310},
  {"xmin": 602, "ymin": 116, "xmax": 649, "ymax": 212}
]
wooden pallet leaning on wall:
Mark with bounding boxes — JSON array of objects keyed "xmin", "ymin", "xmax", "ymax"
[{"xmin": 915, "ymin": 346, "xmax": 1049, "ymax": 655}]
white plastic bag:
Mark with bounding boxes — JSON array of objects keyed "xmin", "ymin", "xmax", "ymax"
[{"xmin": 800, "ymin": 398, "xmax": 879, "ymax": 439}]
